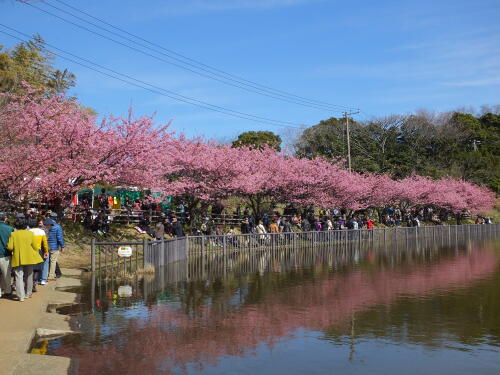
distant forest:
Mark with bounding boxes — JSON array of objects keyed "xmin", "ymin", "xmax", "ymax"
[{"xmin": 293, "ymin": 109, "xmax": 500, "ymax": 193}]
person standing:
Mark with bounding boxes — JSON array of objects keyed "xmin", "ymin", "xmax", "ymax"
[
  {"xmin": 30, "ymin": 219, "xmax": 49, "ymax": 289},
  {"xmin": 366, "ymin": 219, "xmax": 374, "ymax": 230},
  {"xmin": 255, "ymin": 220, "xmax": 267, "ymax": 235},
  {"xmin": 413, "ymin": 217, "xmax": 421, "ymax": 227},
  {"xmin": 154, "ymin": 219, "xmax": 165, "ymax": 240},
  {"xmin": 25, "ymin": 209, "xmax": 38, "ymax": 229},
  {"xmin": 43, "ymin": 218, "xmax": 65, "ymax": 282},
  {"xmin": 123, "ymin": 195, "xmax": 133, "ymax": 217},
  {"xmin": 326, "ymin": 217, "xmax": 334, "ymax": 231},
  {"xmin": 7, "ymin": 217, "xmax": 42, "ymax": 301},
  {"xmin": 0, "ymin": 213, "xmax": 14, "ymax": 298},
  {"xmin": 281, "ymin": 218, "xmax": 292, "ymax": 233},
  {"xmin": 352, "ymin": 218, "xmax": 359, "ymax": 230},
  {"xmin": 171, "ymin": 217, "xmax": 184, "ymax": 237},
  {"xmin": 269, "ymin": 220, "xmax": 279, "ymax": 233},
  {"xmin": 240, "ymin": 218, "xmax": 251, "ymax": 235}
]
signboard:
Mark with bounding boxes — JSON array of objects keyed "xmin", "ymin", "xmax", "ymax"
[
  {"xmin": 118, "ymin": 285, "xmax": 133, "ymax": 298},
  {"xmin": 117, "ymin": 246, "xmax": 133, "ymax": 258}
]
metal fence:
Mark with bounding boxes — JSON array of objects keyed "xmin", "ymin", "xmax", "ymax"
[
  {"xmin": 186, "ymin": 223, "xmax": 499, "ymax": 255},
  {"xmin": 91, "ymin": 237, "xmax": 188, "ymax": 274},
  {"xmin": 91, "ymin": 239, "xmax": 144, "ymax": 274},
  {"xmin": 144, "ymin": 237, "xmax": 188, "ymax": 268},
  {"xmin": 91, "ymin": 223, "xmax": 500, "ymax": 276}
]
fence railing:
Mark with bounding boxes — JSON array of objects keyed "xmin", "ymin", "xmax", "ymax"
[
  {"xmin": 186, "ymin": 223, "xmax": 499, "ymax": 255},
  {"xmin": 91, "ymin": 223, "xmax": 500, "ymax": 275},
  {"xmin": 144, "ymin": 237, "xmax": 187, "ymax": 268},
  {"xmin": 70, "ymin": 208, "xmax": 243, "ymax": 224}
]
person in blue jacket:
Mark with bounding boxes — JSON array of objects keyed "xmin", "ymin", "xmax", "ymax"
[
  {"xmin": 43, "ymin": 218, "xmax": 65, "ymax": 282},
  {"xmin": 0, "ymin": 213, "xmax": 14, "ymax": 297}
]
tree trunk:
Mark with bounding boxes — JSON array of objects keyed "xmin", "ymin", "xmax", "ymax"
[{"xmin": 247, "ymin": 194, "xmax": 263, "ymax": 222}]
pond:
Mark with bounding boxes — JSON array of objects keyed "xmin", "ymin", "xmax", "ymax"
[{"xmin": 39, "ymin": 237, "xmax": 500, "ymax": 374}]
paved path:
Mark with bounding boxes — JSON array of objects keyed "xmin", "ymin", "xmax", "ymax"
[{"xmin": 0, "ymin": 269, "xmax": 82, "ymax": 375}]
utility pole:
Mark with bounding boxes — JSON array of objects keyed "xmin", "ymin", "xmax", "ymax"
[{"xmin": 343, "ymin": 110, "xmax": 359, "ymax": 173}]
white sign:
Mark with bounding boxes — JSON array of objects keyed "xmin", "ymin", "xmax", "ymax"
[
  {"xmin": 117, "ymin": 246, "xmax": 133, "ymax": 258},
  {"xmin": 118, "ymin": 285, "xmax": 132, "ymax": 298}
]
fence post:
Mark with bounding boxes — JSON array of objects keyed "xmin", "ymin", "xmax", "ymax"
[
  {"xmin": 91, "ymin": 238, "xmax": 96, "ymax": 272},
  {"xmin": 223, "ymin": 233, "xmax": 227, "ymax": 254},
  {"xmin": 185, "ymin": 234, "xmax": 189, "ymax": 258},
  {"xmin": 143, "ymin": 237, "xmax": 148, "ymax": 268},
  {"xmin": 173, "ymin": 237, "xmax": 178, "ymax": 264},
  {"xmin": 91, "ymin": 271, "xmax": 96, "ymax": 313},
  {"xmin": 160, "ymin": 238, "xmax": 165, "ymax": 267}
]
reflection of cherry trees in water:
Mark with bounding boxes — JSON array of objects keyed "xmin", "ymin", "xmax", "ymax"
[{"xmin": 56, "ymin": 246, "xmax": 498, "ymax": 374}]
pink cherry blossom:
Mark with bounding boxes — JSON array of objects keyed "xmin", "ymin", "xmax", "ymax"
[{"xmin": 0, "ymin": 88, "xmax": 495, "ymax": 215}]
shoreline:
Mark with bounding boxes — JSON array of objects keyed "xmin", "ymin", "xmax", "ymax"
[{"xmin": 0, "ymin": 268, "xmax": 82, "ymax": 375}]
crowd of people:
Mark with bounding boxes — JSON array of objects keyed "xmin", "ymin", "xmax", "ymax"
[
  {"xmin": 137, "ymin": 214, "xmax": 185, "ymax": 239},
  {"xmin": 0, "ymin": 210, "xmax": 65, "ymax": 302},
  {"xmin": 189, "ymin": 205, "xmax": 441, "ymax": 237},
  {"xmin": 69, "ymin": 196, "xmax": 496, "ymax": 241}
]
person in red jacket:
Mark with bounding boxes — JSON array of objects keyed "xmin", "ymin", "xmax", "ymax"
[{"xmin": 366, "ymin": 219, "xmax": 374, "ymax": 229}]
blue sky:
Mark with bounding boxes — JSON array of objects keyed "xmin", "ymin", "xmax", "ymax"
[{"xmin": 1, "ymin": 0, "xmax": 499, "ymax": 142}]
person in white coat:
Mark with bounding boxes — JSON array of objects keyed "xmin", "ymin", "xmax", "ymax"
[{"xmin": 255, "ymin": 220, "xmax": 268, "ymax": 243}]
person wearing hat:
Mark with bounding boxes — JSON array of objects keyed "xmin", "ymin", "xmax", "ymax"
[
  {"xmin": 0, "ymin": 213, "xmax": 14, "ymax": 298},
  {"xmin": 7, "ymin": 217, "xmax": 42, "ymax": 301},
  {"xmin": 43, "ymin": 217, "xmax": 65, "ymax": 282}
]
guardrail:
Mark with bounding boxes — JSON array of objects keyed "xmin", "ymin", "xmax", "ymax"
[{"xmin": 91, "ymin": 223, "xmax": 500, "ymax": 275}]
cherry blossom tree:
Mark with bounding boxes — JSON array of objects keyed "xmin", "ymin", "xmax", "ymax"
[
  {"xmin": 0, "ymin": 87, "xmax": 495, "ymax": 217},
  {"xmin": 0, "ymin": 89, "xmax": 173, "ymax": 205}
]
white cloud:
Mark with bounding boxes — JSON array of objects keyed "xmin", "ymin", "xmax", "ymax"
[
  {"xmin": 443, "ymin": 76, "xmax": 500, "ymax": 87},
  {"xmin": 314, "ymin": 29, "xmax": 500, "ymax": 89}
]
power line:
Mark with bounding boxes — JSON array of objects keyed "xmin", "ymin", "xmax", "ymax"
[
  {"xmin": 21, "ymin": 0, "xmax": 354, "ymax": 113},
  {"xmin": 48, "ymin": 0, "xmax": 354, "ymax": 112},
  {"xmin": 0, "ymin": 25, "xmax": 307, "ymax": 129}
]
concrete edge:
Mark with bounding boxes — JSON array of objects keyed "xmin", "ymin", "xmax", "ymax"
[{"xmin": 22, "ymin": 273, "xmax": 84, "ymax": 375}]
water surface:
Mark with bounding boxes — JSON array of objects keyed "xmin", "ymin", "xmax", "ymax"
[{"xmin": 44, "ymin": 238, "xmax": 500, "ymax": 374}]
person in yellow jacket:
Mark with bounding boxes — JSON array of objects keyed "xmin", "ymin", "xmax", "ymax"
[
  {"xmin": 7, "ymin": 217, "xmax": 43, "ymax": 302},
  {"xmin": 30, "ymin": 219, "xmax": 49, "ymax": 292}
]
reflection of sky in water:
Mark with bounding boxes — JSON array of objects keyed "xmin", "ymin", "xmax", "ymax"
[
  {"xmin": 50, "ymin": 240, "xmax": 500, "ymax": 374},
  {"xmin": 179, "ymin": 330, "xmax": 500, "ymax": 375}
]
